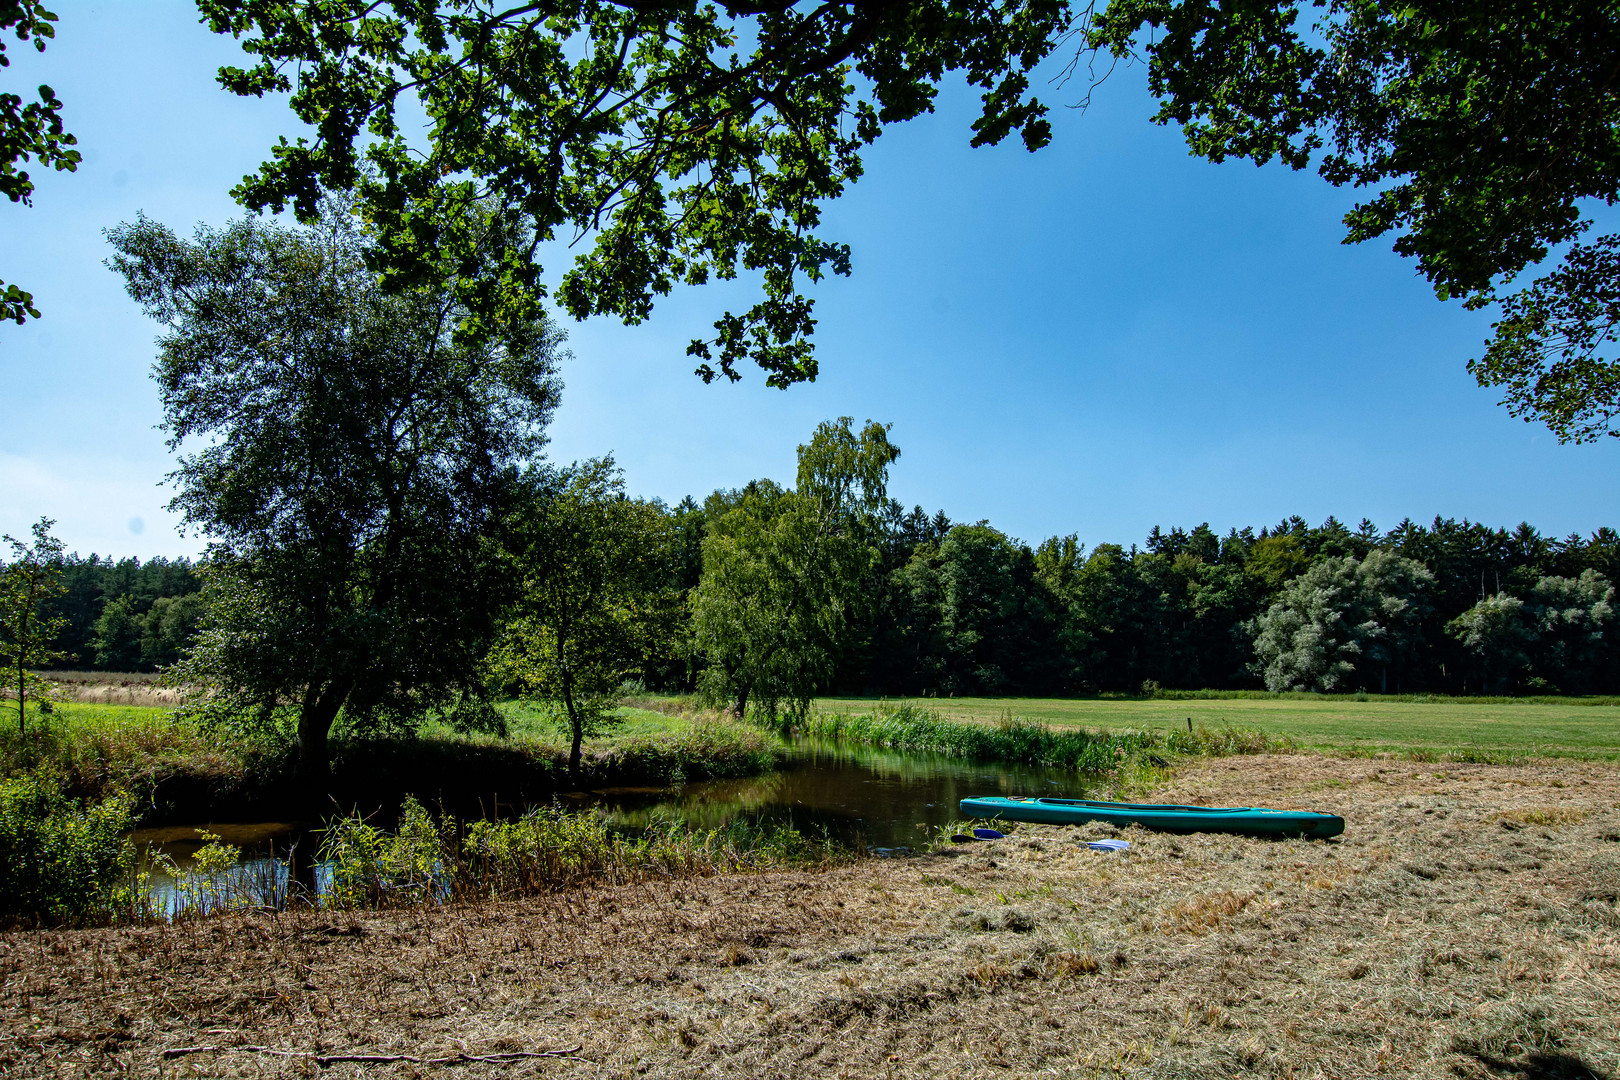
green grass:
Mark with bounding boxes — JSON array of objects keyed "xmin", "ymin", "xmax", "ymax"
[
  {"xmin": 420, "ymin": 703, "xmax": 697, "ymax": 746},
  {"xmin": 762, "ymin": 704, "xmax": 1284, "ymax": 771},
  {"xmin": 813, "ymin": 695, "xmax": 1620, "ymax": 761}
]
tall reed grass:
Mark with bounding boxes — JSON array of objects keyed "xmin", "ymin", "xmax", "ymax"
[{"xmin": 762, "ymin": 702, "xmax": 1285, "ymax": 770}]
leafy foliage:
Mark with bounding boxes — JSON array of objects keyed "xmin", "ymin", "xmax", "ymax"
[
  {"xmin": 91, "ymin": 592, "xmax": 206, "ymax": 672},
  {"xmin": 1252, "ymin": 552, "xmax": 1434, "ymax": 693},
  {"xmin": 831, "ymin": 512, "xmax": 1619, "ymax": 697},
  {"xmin": 321, "ymin": 796, "xmax": 448, "ymax": 909},
  {"xmin": 692, "ymin": 417, "xmax": 899, "ymax": 717},
  {"xmin": 492, "ymin": 459, "xmax": 681, "ymax": 775},
  {"xmin": 106, "ymin": 200, "xmax": 566, "ymax": 781},
  {"xmin": 0, "ymin": 0, "xmax": 79, "ymax": 324},
  {"xmin": 1447, "ymin": 593, "xmax": 1536, "ymax": 697},
  {"xmin": 0, "ymin": 517, "xmax": 67, "ymax": 733},
  {"xmin": 42, "ymin": 554, "xmax": 202, "ymax": 672},
  {"xmin": 1471, "ymin": 234, "xmax": 1620, "ymax": 443},
  {"xmin": 0, "ymin": 771, "xmax": 137, "ymax": 927},
  {"xmin": 1083, "ymin": 0, "xmax": 1620, "ymax": 440},
  {"xmin": 1528, "ymin": 571, "xmax": 1616, "ymax": 694},
  {"xmin": 196, "ymin": 0, "xmax": 1067, "ymax": 383}
]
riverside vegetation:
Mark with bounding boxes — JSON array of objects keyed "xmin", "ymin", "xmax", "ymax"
[
  {"xmin": 6, "ymin": 682, "xmax": 1618, "ymax": 931},
  {"xmin": 0, "ymin": 698, "xmax": 789, "ymax": 929},
  {"xmin": 0, "ymin": 690, "xmax": 1301, "ymax": 929},
  {"xmin": 4, "ymin": 753, "xmax": 1616, "ymax": 1079}
]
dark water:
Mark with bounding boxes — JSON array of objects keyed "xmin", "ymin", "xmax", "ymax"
[
  {"xmin": 575, "ymin": 737, "xmax": 1095, "ymax": 851},
  {"xmin": 133, "ymin": 737, "xmax": 1100, "ymax": 903}
]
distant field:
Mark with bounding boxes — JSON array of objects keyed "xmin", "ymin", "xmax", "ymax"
[
  {"xmin": 28, "ymin": 696, "xmax": 1620, "ymax": 762},
  {"xmin": 21, "ymin": 700, "xmax": 695, "ymax": 748},
  {"xmin": 814, "ymin": 695, "xmax": 1620, "ymax": 760}
]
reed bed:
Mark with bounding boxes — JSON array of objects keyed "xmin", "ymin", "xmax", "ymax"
[
  {"xmin": 761, "ymin": 701, "xmax": 1289, "ymax": 778},
  {"xmin": 29, "ymin": 671, "xmax": 191, "ymax": 707},
  {"xmin": 152, "ymin": 798, "xmax": 845, "ymax": 920}
]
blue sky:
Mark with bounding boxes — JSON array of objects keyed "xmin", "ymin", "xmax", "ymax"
[{"xmin": 3, "ymin": 2, "xmax": 1616, "ymax": 560}]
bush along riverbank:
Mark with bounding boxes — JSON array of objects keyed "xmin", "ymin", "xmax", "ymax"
[
  {"xmin": 0, "ymin": 704, "xmax": 783, "ymax": 827},
  {"xmin": 0, "ymin": 771, "xmax": 147, "ymax": 929},
  {"xmin": 0, "ymin": 777, "xmax": 842, "ymax": 928},
  {"xmin": 166, "ymin": 797, "xmax": 844, "ymax": 920},
  {"xmin": 755, "ymin": 702, "xmax": 1290, "ymax": 794}
]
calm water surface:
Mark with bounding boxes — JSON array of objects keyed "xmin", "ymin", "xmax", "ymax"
[{"xmin": 584, "ymin": 736, "xmax": 1098, "ymax": 850}]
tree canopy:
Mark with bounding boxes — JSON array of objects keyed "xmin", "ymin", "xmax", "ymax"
[
  {"xmin": 1083, "ymin": 0, "xmax": 1620, "ymax": 441},
  {"xmin": 107, "ymin": 201, "xmax": 566, "ymax": 783},
  {"xmin": 0, "ymin": 517, "xmax": 66, "ymax": 733},
  {"xmin": 197, "ymin": 0, "xmax": 1066, "ymax": 386},
  {"xmin": 1, "ymin": 1, "xmax": 78, "ymax": 324},
  {"xmin": 492, "ymin": 458, "xmax": 679, "ymax": 777},
  {"xmin": 692, "ymin": 417, "xmax": 899, "ymax": 716}
]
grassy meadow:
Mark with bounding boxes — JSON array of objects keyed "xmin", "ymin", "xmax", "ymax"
[{"xmin": 815, "ymin": 693, "xmax": 1620, "ymax": 760}]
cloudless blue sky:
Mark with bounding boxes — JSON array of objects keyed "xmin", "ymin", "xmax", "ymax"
[{"xmin": 3, "ymin": 2, "xmax": 1616, "ymax": 560}]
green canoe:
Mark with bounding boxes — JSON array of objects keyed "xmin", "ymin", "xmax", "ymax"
[{"xmin": 960, "ymin": 796, "xmax": 1344, "ymax": 838}]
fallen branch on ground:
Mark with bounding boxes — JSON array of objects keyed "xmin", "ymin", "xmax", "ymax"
[{"xmin": 160, "ymin": 1044, "xmax": 583, "ymax": 1065}]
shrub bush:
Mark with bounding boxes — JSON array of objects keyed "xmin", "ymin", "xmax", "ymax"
[{"xmin": 0, "ymin": 772, "xmax": 139, "ymax": 927}]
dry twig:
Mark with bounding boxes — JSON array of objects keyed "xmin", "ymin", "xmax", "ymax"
[{"xmin": 161, "ymin": 1043, "xmax": 583, "ymax": 1066}]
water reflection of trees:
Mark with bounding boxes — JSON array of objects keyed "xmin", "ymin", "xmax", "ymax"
[{"xmin": 598, "ymin": 736, "xmax": 1100, "ymax": 847}]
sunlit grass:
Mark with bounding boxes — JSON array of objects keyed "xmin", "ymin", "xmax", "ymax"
[{"xmin": 813, "ymin": 694, "xmax": 1620, "ymax": 760}]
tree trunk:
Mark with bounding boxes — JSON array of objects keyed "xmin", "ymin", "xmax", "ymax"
[
  {"xmin": 562, "ymin": 670, "xmax": 583, "ymax": 782},
  {"xmin": 297, "ymin": 676, "xmax": 353, "ymax": 796},
  {"xmin": 16, "ymin": 583, "xmax": 30, "ymax": 737},
  {"xmin": 733, "ymin": 683, "xmax": 749, "ymax": 721}
]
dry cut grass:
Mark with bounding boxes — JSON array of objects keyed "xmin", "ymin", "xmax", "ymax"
[
  {"xmin": 32, "ymin": 671, "xmax": 189, "ymax": 707},
  {"xmin": 3, "ymin": 754, "xmax": 1618, "ymax": 1079}
]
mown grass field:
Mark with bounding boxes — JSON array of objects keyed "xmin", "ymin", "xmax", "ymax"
[
  {"xmin": 10, "ymin": 754, "xmax": 1618, "ymax": 1078},
  {"xmin": 815, "ymin": 695, "xmax": 1620, "ymax": 760}
]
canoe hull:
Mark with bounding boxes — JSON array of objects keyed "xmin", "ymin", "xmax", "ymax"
[{"xmin": 960, "ymin": 796, "xmax": 1344, "ymax": 838}]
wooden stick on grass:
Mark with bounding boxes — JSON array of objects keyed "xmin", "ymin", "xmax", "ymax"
[{"xmin": 161, "ymin": 1044, "xmax": 583, "ymax": 1065}]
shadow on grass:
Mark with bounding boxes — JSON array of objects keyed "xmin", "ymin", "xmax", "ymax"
[{"xmin": 1466, "ymin": 1052, "xmax": 1608, "ymax": 1080}]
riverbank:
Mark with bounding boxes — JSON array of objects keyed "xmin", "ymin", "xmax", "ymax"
[
  {"xmin": 0, "ymin": 702, "xmax": 781, "ymax": 825},
  {"xmin": 6, "ymin": 754, "xmax": 1616, "ymax": 1078}
]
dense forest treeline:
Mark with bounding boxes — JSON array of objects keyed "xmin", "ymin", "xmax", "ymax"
[
  {"xmin": 45, "ymin": 555, "xmax": 203, "ymax": 672},
  {"xmin": 37, "ymin": 508, "xmax": 1619, "ymax": 696},
  {"xmin": 831, "ymin": 510, "xmax": 1619, "ymax": 697}
]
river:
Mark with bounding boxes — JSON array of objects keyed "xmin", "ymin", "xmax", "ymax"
[{"xmin": 131, "ymin": 736, "xmax": 1101, "ymax": 909}]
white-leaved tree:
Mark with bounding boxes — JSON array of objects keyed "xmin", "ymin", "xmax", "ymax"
[
  {"xmin": 1529, "ymin": 571, "xmax": 1615, "ymax": 694},
  {"xmin": 1446, "ymin": 594, "xmax": 1534, "ymax": 695},
  {"xmin": 1252, "ymin": 552, "xmax": 1434, "ymax": 693}
]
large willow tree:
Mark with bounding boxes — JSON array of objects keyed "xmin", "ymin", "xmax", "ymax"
[
  {"xmin": 107, "ymin": 203, "xmax": 566, "ymax": 786},
  {"xmin": 692, "ymin": 417, "xmax": 899, "ymax": 718}
]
